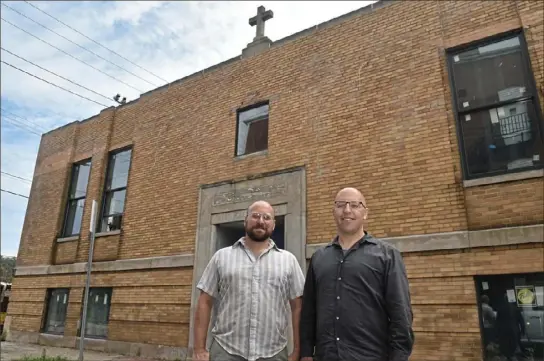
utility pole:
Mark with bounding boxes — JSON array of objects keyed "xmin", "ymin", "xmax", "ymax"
[{"xmin": 79, "ymin": 200, "xmax": 98, "ymax": 361}]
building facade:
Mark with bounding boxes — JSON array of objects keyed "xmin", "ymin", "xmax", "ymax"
[{"xmin": 8, "ymin": 1, "xmax": 544, "ymax": 360}]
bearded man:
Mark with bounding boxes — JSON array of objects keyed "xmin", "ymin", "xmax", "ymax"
[{"xmin": 193, "ymin": 200, "xmax": 305, "ymax": 361}]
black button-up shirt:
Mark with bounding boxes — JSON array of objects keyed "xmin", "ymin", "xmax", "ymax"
[{"xmin": 300, "ymin": 232, "xmax": 414, "ymax": 361}]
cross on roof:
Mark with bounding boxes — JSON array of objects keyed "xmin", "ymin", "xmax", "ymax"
[{"xmin": 249, "ymin": 6, "xmax": 273, "ymax": 40}]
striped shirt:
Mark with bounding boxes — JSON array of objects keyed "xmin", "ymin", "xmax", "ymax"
[{"xmin": 197, "ymin": 237, "xmax": 305, "ymax": 361}]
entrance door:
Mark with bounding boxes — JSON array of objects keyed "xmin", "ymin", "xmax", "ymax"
[{"xmin": 476, "ymin": 272, "xmax": 544, "ymax": 361}]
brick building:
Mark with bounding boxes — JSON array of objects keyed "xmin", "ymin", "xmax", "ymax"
[{"xmin": 7, "ymin": 1, "xmax": 544, "ymax": 360}]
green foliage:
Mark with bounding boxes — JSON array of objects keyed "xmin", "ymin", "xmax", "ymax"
[
  {"xmin": 0, "ymin": 255, "xmax": 16, "ymax": 283},
  {"xmin": 14, "ymin": 357, "xmax": 73, "ymax": 361}
]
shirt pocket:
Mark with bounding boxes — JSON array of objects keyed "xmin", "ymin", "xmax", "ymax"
[
  {"xmin": 349, "ymin": 252, "xmax": 385, "ymax": 281},
  {"xmin": 264, "ymin": 267, "xmax": 289, "ymax": 297}
]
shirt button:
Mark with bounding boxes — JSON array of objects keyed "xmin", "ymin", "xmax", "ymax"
[
  {"xmin": 337, "ymin": 296, "xmax": 340, "ymax": 300},
  {"xmin": 338, "ymin": 277, "xmax": 342, "ymax": 280},
  {"xmin": 337, "ymin": 337, "xmax": 340, "ymax": 341},
  {"xmin": 340, "ymin": 260, "xmax": 343, "ymax": 263},
  {"xmin": 336, "ymin": 316, "xmax": 339, "ymax": 320}
]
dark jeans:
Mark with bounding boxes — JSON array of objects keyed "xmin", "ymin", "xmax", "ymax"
[{"xmin": 209, "ymin": 339, "xmax": 288, "ymax": 361}]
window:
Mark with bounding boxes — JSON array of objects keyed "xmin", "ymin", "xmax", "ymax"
[
  {"xmin": 61, "ymin": 160, "xmax": 91, "ymax": 237},
  {"xmin": 99, "ymin": 148, "xmax": 132, "ymax": 233},
  {"xmin": 447, "ymin": 30, "xmax": 543, "ymax": 179},
  {"xmin": 475, "ymin": 273, "xmax": 544, "ymax": 361},
  {"xmin": 82, "ymin": 288, "xmax": 112, "ymax": 338},
  {"xmin": 236, "ymin": 102, "xmax": 269, "ymax": 156},
  {"xmin": 43, "ymin": 288, "xmax": 69, "ymax": 334}
]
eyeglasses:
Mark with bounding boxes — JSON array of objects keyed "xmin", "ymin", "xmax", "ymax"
[
  {"xmin": 249, "ymin": 212, "xmax": 274, "ymax": 221},
  {"xmin": 334, "ymin": 201, "xmax": 367, "ymax": 210}
]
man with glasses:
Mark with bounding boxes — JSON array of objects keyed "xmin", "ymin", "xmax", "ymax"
[
  {"xmin": 300, "ymin": 187, "xmax": 414, "ymax": 361},
  {"xmin": 193, "ymin": 200, "xmax": 305, "ymax": 361}
]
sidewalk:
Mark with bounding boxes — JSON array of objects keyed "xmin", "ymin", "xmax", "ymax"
[{"xmin": 0, "ymin": 341, "xmax": 166, "ymax": 361}]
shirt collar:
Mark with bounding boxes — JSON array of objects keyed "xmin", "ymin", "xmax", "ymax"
[
  {"xmin": 233, "ymin": 237, "xmax": 279, "ymax": 251},
  {"xmin": 326, "ymin": 231, "xmax": 376, "ymax": 248}
]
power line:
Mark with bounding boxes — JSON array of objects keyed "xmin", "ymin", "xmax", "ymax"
[
  {"xmin": 1, "ymin": 60, "xmax": 110, "ymax": 107},
  {"xmin": 0, "ymin": 107, "xmax": 48, "ymax": 133},
  {"xmin": 23, "ymin": 0, "xmax": 169, "ymax": 84},
  {"xmin": 1, "ymin": 189, "xmax": 29, "ymax": 199},
  {"xmin": 2, "ymin": 2, "xmax": 159, "ymax": 88},
  {"xmin": 1, "ymin": 114, "xmax": 44, "ymax": 134},
  {"xmin": 1, "ymin": 47, "xmax": 115, "ymax": 103},
  {"xmin": 0, "ymin": 108, "xmax": 47, "ymax": 132},
  {"xmin": 1, "ymin": 107, "xmax": 73, "ymax": 132},
  {"xmin": 1, "ymin": 17, "xmax": 143, "ymax": 93},
  {"xmin": 1, "ymin": 116, "xmax": 42, "ymax": 136},
  {"xmin": 0, "ymin": 107, "xmax": 48, "ymax": 132},
  {"xmin": 1, "ymin": 171, "xmax": 32, "ymax": 183}
]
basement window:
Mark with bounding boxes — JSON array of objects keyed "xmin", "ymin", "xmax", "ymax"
[
  {"xmin": 43, "ymin": 288, "xmax": 70, "ymax": 335},
  {"xmin": 81, "ymin": 287, "xmax": 112, "ymax": 339},
  {"xmin": 447, "ymin": 30, "xmax": 543, "ymax": 180},
  {"xmin": 475, "ymin": 273, "xmax": 544, "ymax": 360},
  {"xmin": 235, "ymin": 102, "xmax": 269, "ymax": 157}
]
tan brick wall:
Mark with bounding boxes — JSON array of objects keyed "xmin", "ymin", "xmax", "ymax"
[
  {"xmin": 12, "ymin": 268, "xmax": 193, "ymax": 289},
  {"xmin": 465, "ymin": 178, "xmax": 544, "ymax": 229},
  {"xmin": 10, "ymin": 244, "xmax": 544, "ymax": 356},
  {"xmin": 406, "ymin": 243, "xmax": 544, "ymax": 361},
  {"xmin": 404, "ymin": 243, "xmax": 544, "ymax": 278},
  {"xmin": 109, "ymin": 321, "xmax": 187, "ymax": 348},
  {"xmin": 54, "ymin": 241, "xmax": 78, "ymax": 264},
  {"xmin": 91, "ymin": 234, "xmax": 121, "ymax": 262},
  {"xmin": 10, "ymin": 268, "xmax": 193, "ymax": 346},
  {"xmin": 409, "ymin": 276, "xmax": 476, "ymax": 305},
  {"xmin": 10, "ymin": 315, "xmax": 42, "ymax": 333},
  {"xmin": 17, "ymin": 1, "xmax": 543, "ymax": 264},
  {"xmin": 410, "ymin": 332, "xmax": 482, "ymax": 361}
]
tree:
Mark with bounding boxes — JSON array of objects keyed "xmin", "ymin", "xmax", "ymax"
[{"xmin": 0, "ymin": 256, "xmax": 16, "ymax": 283}]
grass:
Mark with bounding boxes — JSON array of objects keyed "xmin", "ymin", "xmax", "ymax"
[{"xmin": 14, "ymin": 357, "xmax": 74, "ymax": 361}]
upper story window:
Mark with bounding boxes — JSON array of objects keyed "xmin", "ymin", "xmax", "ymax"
[
  {"xmin": 62, "ymin": 159, "xmax": 91, "ymax": 237},
  {"xmin": 99, "ymin": 148, "xmax": 132, "ymax": 233},
  {"xmin": 236, "ymin": 102, "xmax": 269, "ymax": 157},
  {"xmin": 447, "ymin": 30, "xmax": 543, "ymax": 180}
]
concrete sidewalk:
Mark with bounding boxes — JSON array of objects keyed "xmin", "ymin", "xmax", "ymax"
[{"xmin": 0, "ymin": 341, "xmax": 167, "ymax": 361}]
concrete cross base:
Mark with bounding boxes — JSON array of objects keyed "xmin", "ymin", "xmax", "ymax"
[{"xmin": 242, "ymin": 36, "xmax": 273, "ymax": 58}]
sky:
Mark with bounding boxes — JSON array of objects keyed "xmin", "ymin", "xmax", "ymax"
[{"xmin": 0, "ymin": 0, "xmax": 376, "ymax": 257}]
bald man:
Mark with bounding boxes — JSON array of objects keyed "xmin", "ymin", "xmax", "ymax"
[
  {"xmin": 193, "ymin": 201, "xmax": 305, "ymax": 361},
  {"xmin": 300, "ymin": 188, "xmax": 414, "ymax": 361}
]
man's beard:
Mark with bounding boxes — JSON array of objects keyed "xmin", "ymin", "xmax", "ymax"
[{"xmin": 246, "ymin": 226, "xmax": 271, "ymax": 242}]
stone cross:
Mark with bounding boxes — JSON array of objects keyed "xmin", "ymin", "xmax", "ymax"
[{"xmin": 249, "ymin": 6, "xmax": 273, "ymax": 40}]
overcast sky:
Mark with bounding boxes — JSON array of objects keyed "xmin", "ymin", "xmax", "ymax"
[{"xmin": 0, "ymin": 0, "xmax": 376, "ymax": 257}]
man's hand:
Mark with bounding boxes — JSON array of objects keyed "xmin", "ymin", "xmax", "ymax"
[
  {"xmin": 193, "ymin": 292, "xmax": 214, "ymax": 361},
  {"xmin": 288, "ymin": 350, "xmax": 300, "ymax": 361},
  {"xmin": 300, "ymin": 357, "xmax": 313, "ymax": 361},
  {"xmin": 192, "ymin": 348, "xmax": 209, "ymax": 361}
]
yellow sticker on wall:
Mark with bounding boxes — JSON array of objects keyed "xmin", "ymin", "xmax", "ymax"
[{"xmin": 516, "ymin": 286, "xmax": 536, "ymax": 307}]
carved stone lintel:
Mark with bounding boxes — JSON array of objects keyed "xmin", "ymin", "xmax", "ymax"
[{"xmin": 213, "ymin": 183, "xmax": 287, "ymax": 206}]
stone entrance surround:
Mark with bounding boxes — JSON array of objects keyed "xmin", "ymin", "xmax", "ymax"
[{"xmin": 188, "ymin": 167, "xmax": 307, "ymax": 353}]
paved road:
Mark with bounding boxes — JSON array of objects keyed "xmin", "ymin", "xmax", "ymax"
[{"xmin": 0, "ymin": 341, "xmax": 164, "ymax": 361}]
